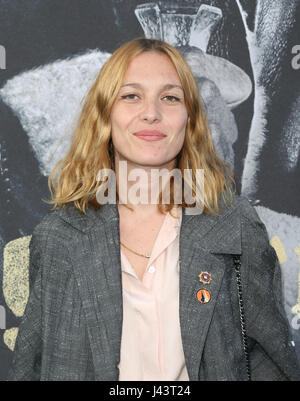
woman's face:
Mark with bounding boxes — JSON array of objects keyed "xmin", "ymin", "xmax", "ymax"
[{"xmin": 110, "ymin": 51, "xmax": 188, "ymax": 169}]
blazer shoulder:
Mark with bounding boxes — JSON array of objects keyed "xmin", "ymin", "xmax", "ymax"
[
  {"xmin": 233, "ymin": 195, "xmax": 273, "ymax": 253},
  {"xmin": 27, "ymin": 209, "xmax": 74, "ymax": 287},
  {"xmin": 231, "ymin": 194, "xmax": 272, "ymax": 240},
  {"xmin": 234, "ymin": 195, "xmax": 263, "ymax": 225},
  {"xmin": 31, "ymin": 207, "xmax": 75, "ymax": 244}
]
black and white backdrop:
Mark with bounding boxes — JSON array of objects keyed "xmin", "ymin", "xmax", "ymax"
[{"xmin": 0, "ymin": 0, "xmax": 299, "ymax": 380}]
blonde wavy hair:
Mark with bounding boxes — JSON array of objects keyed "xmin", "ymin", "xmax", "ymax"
[{"xmin": 45, "ymin": 37, "xmax": 236, "ymax": 215}]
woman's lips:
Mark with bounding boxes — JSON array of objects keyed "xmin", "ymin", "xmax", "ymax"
[{"xmin": 133, "ymin": 130, "xmax": 167, "ymax": 142}]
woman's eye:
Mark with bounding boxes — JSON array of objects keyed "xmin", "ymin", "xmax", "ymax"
[
  {"xmin": 163, "ymin": 95, "xmax": 180, "ymax": 102},
  {"xmin": 121, "ymin": 94, "xmax": 139, "ymax": 100}
]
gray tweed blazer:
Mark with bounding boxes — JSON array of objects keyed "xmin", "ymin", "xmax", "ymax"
[{"xmin": 7, "ymin": 194, "xmax": 300, "ymax": 381}]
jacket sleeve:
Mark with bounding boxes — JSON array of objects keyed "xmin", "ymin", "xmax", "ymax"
[
  {"xmin": 7, "ymin": 227, "xmax": 43, "ymax": 381},
  {"xmin": 240, "ymin": 198, "xmax": 300, "ymax": 381}
]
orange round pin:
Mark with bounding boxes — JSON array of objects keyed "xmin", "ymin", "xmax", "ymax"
[{"xmin": 197, "ymin": 289, "xmax": 211, "ymax": 304}]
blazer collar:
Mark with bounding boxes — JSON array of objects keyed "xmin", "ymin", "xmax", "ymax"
[{"xmin": 56, "ymin": 194, "xmax": 241, "ymax": 255}]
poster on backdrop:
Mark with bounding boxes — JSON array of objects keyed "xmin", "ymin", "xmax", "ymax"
[{"xmin": 0, "ymin": 0, "xmax": 299, "ymax": 380}]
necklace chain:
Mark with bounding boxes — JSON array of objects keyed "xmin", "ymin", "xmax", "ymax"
[{"xmin": 120, "ymin": 241, "xmax": 151, "ymax": 259}]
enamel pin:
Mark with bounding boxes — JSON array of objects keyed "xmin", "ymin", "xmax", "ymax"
[
  {"xmin": 198, "ymin": 271, "xmax": 212, "ymax": 285},
  {"xmin": 197, "ymin": 289, "xmax": 211, "ymax": 304}
]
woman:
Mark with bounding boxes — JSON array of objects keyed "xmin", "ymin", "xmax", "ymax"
[{"xmin": 8, "ymin": 38, "xmax": 300, "ymax": 381}]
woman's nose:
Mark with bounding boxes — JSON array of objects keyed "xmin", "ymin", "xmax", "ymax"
[{"xmin": 140, "ymin": 99, "xmax": 162, "ymax": 123}]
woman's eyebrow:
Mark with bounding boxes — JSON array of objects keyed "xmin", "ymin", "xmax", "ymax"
[{"xmin": 120, "ymin": 83, "xmax": 184, "ymax": 92}]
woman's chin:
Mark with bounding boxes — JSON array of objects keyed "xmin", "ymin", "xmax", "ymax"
[
  {"xmin": 117, "ymin": 152, "xmax": 177, "ymax": 168},
  {"xmin": 129, "ymin": 158, "xmax": 174, "ymax": 169}
]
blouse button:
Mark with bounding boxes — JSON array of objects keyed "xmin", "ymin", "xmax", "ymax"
[{"xmin": 148, "ymin": 265, "xmax": 156, "ymax": 274}]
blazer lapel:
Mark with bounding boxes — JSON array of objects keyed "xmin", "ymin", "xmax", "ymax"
[{"xmin": 179, "ymin": 200, "xmax": 242, "ymax": 380}]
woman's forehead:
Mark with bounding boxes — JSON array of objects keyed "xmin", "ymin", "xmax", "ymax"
[{"xmin": 122, "ymin": 52, "xmax": 182, "ymax": 84}]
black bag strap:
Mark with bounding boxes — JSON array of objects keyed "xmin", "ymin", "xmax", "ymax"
[{"xmin": 233, "ymin": 255, "xmax": 251, "ymax": 381}]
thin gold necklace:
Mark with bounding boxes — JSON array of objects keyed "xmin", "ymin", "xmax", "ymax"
[{"xmin": 120, "ymin": 241, "xmax": 151, "ymax": 259}]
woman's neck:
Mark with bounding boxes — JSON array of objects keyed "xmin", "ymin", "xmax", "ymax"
[{"xmin": 115, "ymin": 156, "xmax": 177, "ymax": 214}]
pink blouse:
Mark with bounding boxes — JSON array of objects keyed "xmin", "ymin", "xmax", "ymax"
[{"xmin": 117, "ymin": 206, "xmax": 190, "ymax": 381}]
